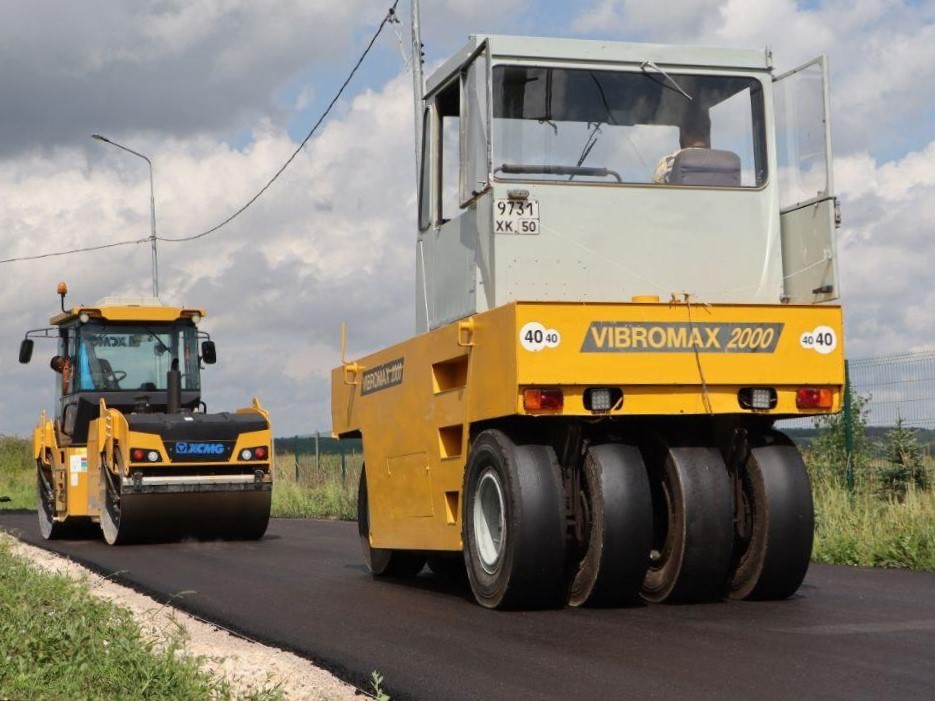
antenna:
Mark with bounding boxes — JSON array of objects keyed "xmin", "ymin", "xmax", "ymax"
[{"xmin": 410, "ymin": 0, "xmax": 425, "ymax": 187}]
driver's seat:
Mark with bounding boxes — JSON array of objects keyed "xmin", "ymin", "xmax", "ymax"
[{"xmin": 670, "ymin": 148, "xmax": 741, "ymax": 186}]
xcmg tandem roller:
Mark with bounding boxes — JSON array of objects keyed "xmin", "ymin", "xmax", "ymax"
[{"xmin": 20, "ymin": 284, "xmax": 273, "ymax": 544}]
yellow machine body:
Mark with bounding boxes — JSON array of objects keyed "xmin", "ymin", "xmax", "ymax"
[
  {"xmin": 332, "ymin": 300, "xmax": 844, "ymax": 551},
  {"xmin": 33, "ymin": 402, "xmax": 272, "ymax": 514}
]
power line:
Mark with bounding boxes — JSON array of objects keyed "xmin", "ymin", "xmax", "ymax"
[
  {"xmin": 159, "ymin": 0, "xmax": 401, "ymax": 243},
  {"xmin": 0, "ymin": 1, "xmax": 402, "ymax": 263},
  {"xmin": 0, "ymin": 237, "xmax": 148, "ymax": 264}
]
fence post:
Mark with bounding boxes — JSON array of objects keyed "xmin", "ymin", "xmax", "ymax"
[
  {"xmin": 843, "ymin": 359, "xmax": 855, "ymax": 491},
  {"xmin": 315, "ymin": 431, "xmax": 321, "ymax": 477},
  {"xmin": 294, "ymin": 435, "xmax": 299, "ymax": 482},
  {"xmin": 340, "ymin": 441, "xmax": 346, "ymax": 486}
]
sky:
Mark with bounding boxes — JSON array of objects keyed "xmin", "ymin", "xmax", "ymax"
[{"xmin": 1, "ymin": 0, "xmax": 934, "ymax": 437}]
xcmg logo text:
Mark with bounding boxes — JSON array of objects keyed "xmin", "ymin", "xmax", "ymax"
[{"xmin": 174, "ymin": 442, "xmax": 226, "ymax": 455}]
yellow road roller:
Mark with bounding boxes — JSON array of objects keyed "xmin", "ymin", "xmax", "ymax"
[
  {"xmin": 333, "ymin": 33, "xmax": 845, "ymax": 608},
  {"xmin": 20, "ymin": 284, "xmax": 272, "ymax": 544}
]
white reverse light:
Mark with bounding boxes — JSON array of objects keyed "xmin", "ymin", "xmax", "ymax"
[
  {"xmin": 589, "ymin": 388, "xmax": 613, "ymax": 411},
  {"xmin": 751, "ymin": 388, "xmax": 772, "ymax": 410}
]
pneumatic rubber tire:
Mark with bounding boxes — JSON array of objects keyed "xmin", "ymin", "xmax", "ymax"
[
  {"xmin": 641, "ymin": 440, "xmax": 733, "ymax": 604},
  {"xmin": 463, "ymin": 430, "xmax": 566, "ymax": 610},
  {"xmin": 729, "ymin": 431, "xmax": 814, "ymax": 600},
  {"xmin": 566, "ymin": 443, "xmax": 652, "ymax": 607},
  {"xmin": 357, "ymin": 465, "xmax": 425, "ymax": 578}
]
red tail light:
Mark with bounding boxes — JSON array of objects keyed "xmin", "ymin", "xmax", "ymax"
[
  {"xmin": 131, "ymin": 448, "xmax": 145, "ymax": 462},
  {"xmin": 796, "ymin": 387, "xmax": 834, "ymax": 410},
  {"xmin": 523, "ymin": 388, "xmax": 564, "ymax": 412},
  {"xmin": 254, "ymin": 446, "xmax": 268, "ymax": 460}
]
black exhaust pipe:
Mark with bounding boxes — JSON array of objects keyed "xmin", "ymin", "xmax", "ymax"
[{"xmin": 167, "ymin": 358, "xmax": 181, "ymax": 414}]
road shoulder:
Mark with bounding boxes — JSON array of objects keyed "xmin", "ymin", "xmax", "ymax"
[{"xmin": 2, "ymin": 532, "xmax": 359, "ymax": 701}]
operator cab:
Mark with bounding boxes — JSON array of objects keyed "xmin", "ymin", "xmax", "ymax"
[
  {"xmin": 416, "ymin": 35, "xmax": 838, "ymax": 331},
  {"xmin": 19, "ymin": 292, "xmax": 215, "ymax": 444}
]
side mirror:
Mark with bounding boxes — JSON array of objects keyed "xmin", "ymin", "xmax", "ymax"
[
  {"xmin": 201, "ymin": 340, "xmax": 217, "ymax": 365},
  {"xmin": 19, "ymin": 339, "xmax": 34, "ymax": 364}
]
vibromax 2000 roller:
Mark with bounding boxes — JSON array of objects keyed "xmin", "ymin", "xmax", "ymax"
[
  {"xmin": 333, "ymin": 30, "xmax": 845, "ymax": 608},
  {"xmin": 19, "ymin": 284, "xmax": 272, "ymax": 544}
]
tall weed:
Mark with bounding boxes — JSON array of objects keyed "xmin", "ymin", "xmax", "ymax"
[
  {"xmin": 808, "ymin": 454, "xmax": 935, "ymax": 570},
  {"xmin": 271, "ymin": 451, "xmax": 361, "ymax": 520}
]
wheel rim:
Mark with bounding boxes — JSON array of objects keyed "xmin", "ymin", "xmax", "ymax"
[
  {"xmin": 574, "ymin": 471, "xmax": 592, "ymax": 549},
  {"xmin": 474, "ymin": 469, "xmax": 506, "ymax": 573},
  {"xmin": 100, "ymin": 465, "xmax": 123, "ymax": 545},
  {"xmin": 649, "ymin": 472, "xmax": 675, "ymax": 570},
  {"xmin": 729, "ymin": 462, "xmax": 759, "ymax": 587},
  {"xmin": 735, "ymin": 468, "xmax": 755, "ymax": 547}
]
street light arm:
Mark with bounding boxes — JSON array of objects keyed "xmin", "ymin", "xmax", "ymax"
[
  {"xmin": 92, "ymin": 134, "xmax": 152, "ymax": 167},
  {"xmin": 91, "ymin": 133, "xmax": 159, "ymax": 298}
]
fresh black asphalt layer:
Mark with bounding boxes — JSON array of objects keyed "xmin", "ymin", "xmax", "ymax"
[{"xmin": 2, "ymin": 511, "xmax": 934, "ymax": 700}]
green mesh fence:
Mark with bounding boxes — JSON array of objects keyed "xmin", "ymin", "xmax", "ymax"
[
  {"xmin": 780, "ymin": 350, "xmax": 935, "ymax": 431},
  {"xmin": 848, "ymin": 351, "xmax": 935, "ymax": 428}
]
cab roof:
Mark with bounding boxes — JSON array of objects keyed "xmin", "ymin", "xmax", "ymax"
[
  {"xmin": 425, "ymin": 34, "xmax": 772, "ymax": 96},
  {"xmin": 50, "ymin": 296, "xmax": 205, "ymax": 326}
]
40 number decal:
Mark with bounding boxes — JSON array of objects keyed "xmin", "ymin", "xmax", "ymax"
[
  {"xmin": 800, "ymin": 325, "xmax": 838, "ymax": 355},
  {"xmin": 520, "ymin": 322, "xmax": 561, "ymax": 352}
]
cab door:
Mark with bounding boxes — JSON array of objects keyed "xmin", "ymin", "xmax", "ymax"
[
  {"xmin": 419, "ymin": 42, "xmax": 490, "ymax": 331},
  {"xmin": 775, "ymin": 56, "xmax": 839, "ymax": 304}
]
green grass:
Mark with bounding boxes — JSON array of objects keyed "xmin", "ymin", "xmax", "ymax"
[
  {"xmin": 0, "ymin": 538, "xmax": 282, "ymax": 701},
  {"xmin": 0, "ymin": 435, "xmax": 34, "ymax": 509},
  {"xmin": 270, "ymin": 452, "xmax": 360, "ymax": 520}
]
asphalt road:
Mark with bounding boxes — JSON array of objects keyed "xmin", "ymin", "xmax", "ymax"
[{"xmin": 2, "ymin": 510, "xmax": 934, "ymax": 701}]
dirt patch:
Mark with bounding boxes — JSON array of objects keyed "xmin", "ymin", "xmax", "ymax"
[{"xmin": 3, "ymin": 533, "xmax": 361, "ymax": 701}]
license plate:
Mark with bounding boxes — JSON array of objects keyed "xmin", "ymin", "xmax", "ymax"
[{"xmin": 495, "ymin": 199, "xmax": 539, "ymax": 235}]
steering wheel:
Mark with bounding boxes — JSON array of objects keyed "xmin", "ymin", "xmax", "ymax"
[{"xmin": 103, "ymin": 369, "xmax": 127, "ymax": 389}]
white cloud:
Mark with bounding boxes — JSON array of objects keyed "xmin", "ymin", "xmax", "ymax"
[
  {"xmin": 836, "ymin": 141, "xmax": 935, "ymax": 202},
  {"xmin": 572, "ymin": 0, "xmax": 724, "ymax": 39},
  {"xmin": 834, "ymin": 139, "xmax": 935, "ymax": 356},
  {"xmin": 712, "ymin": 0, "xmax": 834, "ymax": 59},
  {"xmin": 0, "ymin": 1, "xmax": 377, "ymax": 156},
  {"xmin": 283, "ymin": 343, "xmax": 339, "ymax": 382}
]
